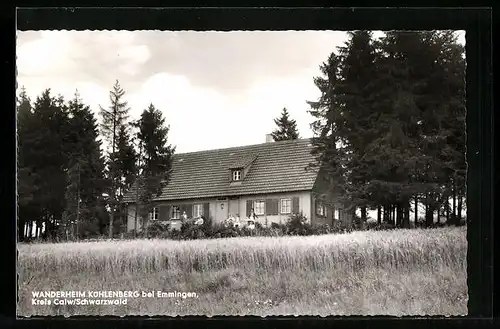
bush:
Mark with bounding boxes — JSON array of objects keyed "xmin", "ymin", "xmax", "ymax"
[
  {"xmin": 270, "ymin": 222, "xmax": 288, "ymax": 234},
  {"xmin": 180, "ymin": 220, "xmax": 206, "ymax": 240},
  {"xmin": 147, "ymin": 221, "xmax": 171, "ymax": 238},
  {"xmin": 310, "ymin": 223, "xmax": 332, "ymax": 235},
  {"xmin": 212, "ymin": 222, "xmax": 241, "ymax": 238},
  {"xmin": 366, "ymin": 221, "xmax": 396, "ymax": 231},
  {"xmin": 286, "ymin": 213, "xmax": 313, "ymax": 236}
]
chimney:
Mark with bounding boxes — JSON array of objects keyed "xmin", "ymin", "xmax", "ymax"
[{"xmin": 265, "ymin": 134, "xmax": 273, "ymax": 143}]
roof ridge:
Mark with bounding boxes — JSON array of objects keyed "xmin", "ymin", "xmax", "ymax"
[{"xmin": 175, "ymin": 137, "xmax": 313, "ymax": 156}]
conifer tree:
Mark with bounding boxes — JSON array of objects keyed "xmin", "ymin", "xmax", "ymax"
[
  {"xmin": 99, "ymin": 80, "xmax": 131, "ymax": 238},
  {"xmin": 133, "ymin": 104, "xmax": 175, "ymax": 235},
  {"xmin": 271, "ymin": 108, "xmax": 300, "ymax": 141},
  {"xmin": 63, "ymin": 91, "xmax": 107, "ymax": 238}
]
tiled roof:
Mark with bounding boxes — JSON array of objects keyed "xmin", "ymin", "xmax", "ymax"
[{"xmin": 123, "ymin": 138, "xmax": 318, "ymax": 202}]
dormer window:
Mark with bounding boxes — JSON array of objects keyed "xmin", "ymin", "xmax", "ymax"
[{"xmin": 232, "ymin": 170, "xmax": 242, "ymax": 181}]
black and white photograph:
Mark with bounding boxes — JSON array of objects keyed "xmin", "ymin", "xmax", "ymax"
[{"xmin": 17, "ymin": 27, "xmax": 467, "ymax": 316}]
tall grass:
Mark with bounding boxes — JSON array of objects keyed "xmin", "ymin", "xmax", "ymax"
[{"xmin": 17, "ymin": 227, "xmax": 467, "ymax": 316}]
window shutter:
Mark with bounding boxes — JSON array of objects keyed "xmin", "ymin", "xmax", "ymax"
[
  {"xmin": 159, "ymin": 205, "xmax": 169, "ymax": 221},
  {"xmin": 246, "ymin": 200, "xmax": 253, "ymax": 217},
  {"xmin": 203, "ymin": 202, "xmax": 209, "ymax": 218},
  {"xmin": 273, "ymin": 199, "xmax": 279, "ymax": 215},
  {"xmin": 292, "ymin": 197, "xmax": 300, "ymax": 214},
  {"xmin": 266, "ymin": 199, "xmax": 278, "ymax": 216},
  {"xmin": 186, "ymin": 204, "xmax": 193, "ymax": 218}
]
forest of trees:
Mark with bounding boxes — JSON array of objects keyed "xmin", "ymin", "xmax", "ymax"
[
  {"xmin": 17, "ymin": 30, "xmax": 466, "ymax": 241},
  {"xmin": 17, "ymin": 81, "xmax": 175, "ymax": 241},
  {"xmin": 308, "ymin": 31, "xmax": 466, "ymax": 228}
]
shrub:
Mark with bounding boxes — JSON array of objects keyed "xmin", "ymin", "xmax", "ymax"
[
  {"xmin": 200, "ymin": 216, "xmax": 213, "ymax": 235},
  {"xmin": 270, "ymin": 222, "xmax": 288, "ymax": 234},
  {"xmin": 310, "ymin": 223, "xmax": 332, "ymax": 235},
  {"xmin": 286, "ymin": 213, "xmax": 313, "ymax": 236},
  {"xmin": 257, "ymin": 226, "xmax": 284, "ymax": 237},
  {"xmin": 147, "ymin": 221, "xmax": 171, "ymax": 238},
  {"xmin": 213, "ymin": 223, "xmax": 241, "ymax": 238},
  {"xmin": 180, "ymin": 220, "xmax": 206, "ymax": 240},
  {"xmin": 366, "ymin": 221, "xmax": 396, "ymax": 231}
]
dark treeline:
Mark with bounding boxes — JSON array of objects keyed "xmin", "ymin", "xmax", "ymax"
[
  {"xmin": 308, "ymin": 31, "xmax": 466, "ymax": 228},
  {"xmin": 17, "ymin": 81, "xmax": 175, "ymax": 241}
]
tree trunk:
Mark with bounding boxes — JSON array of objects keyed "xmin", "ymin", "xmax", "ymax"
[
  {"xmin": 377, "ymin": 205, "xmax": 381, "ymax": 224},
  {"xmin": 108, "ymin": 210, "xmax": 114, "ymax": 239},
  {"xmin": 457, "ymin": 192, "xmax": 463, "ymax": 224},
  {"xmin": 391, "ymin": 205, "xmax": 396, "ymax": 225},
  {"xmin": 396, "ymin": 204, "xmax": 403, "ymax": 228},
  {"xmin": 414, "ymin": 196, "xmax": 418, "ymax": 225},
  {"xmin": 446, "ymin": 197, "xmax": 450, "ymax": 224},
  {"xmin": 403, "ymin": 202, "xmax": 410, "ymax": 228},
  {"xmin": 425, "ymin": 194, "xmax": 434, "ymax": 227},
  {"xmin": 28, "ymin": 221, "xmax": 33, "ymax": 239},
  {"xmin": 383, "ymin": 205, "xmax": 390, "ymax": 223},
  {"xmin": 134, "ymin": 203, "xmax": 139, "ymax": 237},
  {"xmin": 361, "ymin": 206, "xmax": 367, "ymax": 223},
  {"xmin": 36, "ymin": 220, "xmax": 41, "ymax": 239},
  {"xmin": 452, "ymin": 186, "xmax": 457, "ymax": 225}
]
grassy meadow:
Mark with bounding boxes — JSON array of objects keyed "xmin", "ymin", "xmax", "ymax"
[{"xmin": 17, "ymin": 226, "xmax": 468, "ymax": 316}]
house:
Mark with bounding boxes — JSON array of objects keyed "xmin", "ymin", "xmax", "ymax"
[{"xmin": 123, "ymin": 135, "xmax": 351, "ymax": 231}]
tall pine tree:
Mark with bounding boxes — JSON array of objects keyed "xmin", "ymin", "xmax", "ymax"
[
  {"xmin": 29, "ymin": 90, "xmax": 70, "ymax": 239},
  {"xmin": 133, "ymin": 104, "xmax": 175, "ymax": 235},
  {"xmin": 63, "ymin": 91, "xmax": 108, "ymax": 239},
  {"xmin": 271, "ymin": 108, "xmax": 300, "ymax": 141},
  {"xmin": 17, "ymin": 86, "xmax": 39, "ymax": 241},
  {"xmin": 110, "ymin": 125, "xmax": 137, "ymax": 233},
  {"xmin": 99, "ymin": 80, "xmax": 131, "ymax": 238}
]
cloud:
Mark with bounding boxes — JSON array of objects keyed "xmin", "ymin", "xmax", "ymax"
[{"xmin": 16, "ymin": 30, "xmax": 466, "ymax": 153}]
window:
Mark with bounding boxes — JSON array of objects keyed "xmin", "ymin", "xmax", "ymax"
[
  {"xmin": 193, "ymin": 204, "xmax": 203, "ymax": 218},
  {"xmin": 253, "ymin": 200, "xmax": 265, "ymax": 215},
  {"xmin": 149, "ymin": 207, "xmax": 159, "ymax": 221},
  {"xmin": 171, "ymin": 206, "xmax": 180, "ymax": 219},
  {"xmin": 316, "ymin": 202, "xmax": 325, "ymax": 217},
  {"xmin": 232, "ymin": 170, "xmax": 242, "ymax": 181},
  {"xmin": 280, "ymin": 198, "xmax": 291, "ymax": 214},
  {"xmin": 334, "ymin": 209, "xmax": 340, "ymax": 220}
]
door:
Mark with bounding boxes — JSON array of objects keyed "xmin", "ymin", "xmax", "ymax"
[
  {"xmin": 228, "ymin": 198, "xmax": 240, "ymax": 218},
  {"xmin": 215, "ymin": 199, "xmax": 228, "ymax": 223}
]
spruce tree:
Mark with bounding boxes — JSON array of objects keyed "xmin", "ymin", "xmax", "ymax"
[
  {"xmin": 28, "ymin": 90, "xmax": 70, "ymax": 239},
  {"xmin": 271, "ymin": 108, "xmax": 300, "ymax": 141},
  {"xmin": 17, "ymin": 86, "xmax": 38, "ymax": 241},
  {"xmin": 110, "ymin": 125, "xmax": 137, "ymax": 232},
  {"xmin": 63, "ymin": 91, "xmax": 108, "ymax": 239},
  {"xmin": 335, "ymin": 31, "xmax": 379, "ymax": 225},
  {"xmin": 133, "ymin": 104, "xmax": 175, "ymax": 235},
  {"xmin": 99, "ymin": 80, "xmax": 131, "ymax": 238},
  {"xmin": 308, "ymin": 53, "xmax": 351, "ymax": 212}
]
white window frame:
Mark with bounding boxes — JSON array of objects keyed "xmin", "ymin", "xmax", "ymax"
[
  {"xmin": 334, "ymin": 209, "xmax": 340, "ymax": 220},
  {"xmin": 171, "ymin": 206, "xmax": 180, "ymax": 219},
  {"xmin": 232, "ymin": 170, "xmax": 242, "ymax": 181},
  {"xmin": 193, "ymin": 204, "xmax": 203, "ymax": 218},
  {"xmin": 253, "ymin": 200, "xmax": 265, "ymax": 216},
  {"xmin": 280, "ymin": 198, "xmax": 291, "ymax": 214},
  {"xmin": 149, "ymin": 207, "xmax": 159, "ymax": 221}
]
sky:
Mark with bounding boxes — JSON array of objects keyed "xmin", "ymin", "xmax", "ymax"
[{"xmin": 16, "ymin": 30, "xmax": 465, "ymax": 154}]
